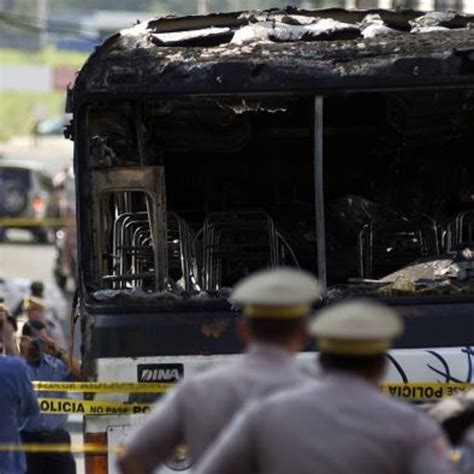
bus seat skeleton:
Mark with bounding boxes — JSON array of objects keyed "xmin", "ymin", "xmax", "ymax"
[{"xmin": 67, "ymin": 8, "xmax": 474, "ymax": 473}]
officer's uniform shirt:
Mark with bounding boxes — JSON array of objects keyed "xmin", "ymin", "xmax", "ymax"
[
  {"xmin": 196, "ymin": 372, "xmax": 452, "ymax": 474},
  {"xmin": 430, "ymin": 388, "xmax": 474, "ymax": 472},
  {"xmin": 458, "ymin": 427, "xmax": 474, "ymax": 473},
  {"xmin": 22, "ymin": 354, "xmax": 71, "ymax": 433},
  {"xmin": 125, "ymin": 342, "xmax": 312, "ymax": 468},
  {"xmin": 0, "ymin": 356, "xmax": 39, "ymax": 474}
]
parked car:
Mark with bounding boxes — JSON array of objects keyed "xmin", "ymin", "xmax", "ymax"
[{"xmin": 0, "ymin": 161, "xmax": 54, "ymax": 242}]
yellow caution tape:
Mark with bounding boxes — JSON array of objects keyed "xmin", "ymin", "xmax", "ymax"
[
  {"xmin": 34, "ymin": 380, "xmax": 474, "ymax": 399},
  {"xmin": 33, "ymin": 381, "xmax": 474, "ymax": 411},
  {"xmin": 381, "ymin": 382, "xmax": 474, "ymax": 400},
  {"xmin": 38, "ymin": 398, "xmax": 151, "ymax": 415},
  {"xmin": 33, "ymin": 381, "xmax": 171, "ymax": 393},
  {"xmin": 0, "ymin": 217, "xmax": 74, "ymax": 227},
  {"xmin": 0, "ymin": 443, "xmax": 121, "ymax": 454}
]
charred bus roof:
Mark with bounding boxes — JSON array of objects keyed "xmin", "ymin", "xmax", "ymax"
[{"xmin": 68, "ymin": 8, "xmax": 474, "ymax": 106}]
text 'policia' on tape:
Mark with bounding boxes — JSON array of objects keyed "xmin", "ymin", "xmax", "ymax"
[
  {"xmin": 382, "ymin": 382, "xmax": 474, "ymax": 400},
  {"xmin": 33, "ymin": 381, "xmax": 474, "ymax": 415},
  {"xmin": 38, "ymin": 398, "xmax": 151, "ymax": 415}
]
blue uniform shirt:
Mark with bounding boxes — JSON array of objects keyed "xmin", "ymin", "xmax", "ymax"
[
  {"xmin": 0, "ymin": 356, "xmax": 39, "ymax": 474},
  {"xmin": 22, "ymin": 354, "xmax": 71, "ymax": 433}
]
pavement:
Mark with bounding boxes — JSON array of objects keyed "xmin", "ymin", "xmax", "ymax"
[{"xmin": 0, "ymin": 135, "xmax": 73, "ymax": 176}]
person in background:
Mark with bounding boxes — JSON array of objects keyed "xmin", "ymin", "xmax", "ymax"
[
  {"xmin": 196, "ymin": 299, "xmax": 453, "ymax": 474},
  {"xmin": 17, "ymin": 295, "xmax": 65, "ymax": 350},
  {"xmin": 14, "ymin": 320, "xmax": 79, "ymax": 474},
  {"xmin": 0, "ymin": 299, "xmax": 18, "ymax": 354},
  {"xmin": 30, "ymin": 281, "xmax": 44, "ymax": 299},
  {"xmin": 430, "ymin": 389, "xmax": 474, "ymax": 473},
  {"xmin": 0, "ymin": 309, "xmax": 39, "ymax": 474},
  {"xmin": 118, "ymin": 268, "xmax": 322, "ymax": 474}
]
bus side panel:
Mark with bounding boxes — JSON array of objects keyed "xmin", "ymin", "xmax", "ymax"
[{"xmin": 85, "ymin": 345, "xmax": 473, "ymax": 474}]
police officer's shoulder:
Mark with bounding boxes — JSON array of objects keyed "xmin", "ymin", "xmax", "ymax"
[
  {"xmin": 1, "ymin": 355, "xmax": 30, "ymax": 374},
  {"xmin": 234, "ymin": 381, "xmax": 318, "ymax": 429},
  {"xmin": 176, "ymin": 359, "xmax": 242, "ymax": 399},
  {"xmin": 231, "ymin": 267, "xmax": 322, "ymax": 306}
]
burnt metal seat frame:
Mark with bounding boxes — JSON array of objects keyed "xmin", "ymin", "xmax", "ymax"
[
  {"xmin": 196, "ymin": 210, "xmax": 299, "ymax": 291},
  {"xmin": 358, "ymin": 217, "xmax": 439, "ymax": 279}
]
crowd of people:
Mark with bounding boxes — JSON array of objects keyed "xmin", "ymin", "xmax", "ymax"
[
  {"xmin": 0, "ymin": 281, "xmax": 80, "ymax": 474},
  {"xmin": 0, "ymin": 269, "xmax": 473, "ymax": 474}
]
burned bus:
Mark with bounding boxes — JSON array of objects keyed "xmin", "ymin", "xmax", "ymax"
[{"xmin": 67, "ymin": 7, "xmax": 474, "ymax": 472}]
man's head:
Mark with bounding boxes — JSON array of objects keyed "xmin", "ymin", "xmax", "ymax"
[
  {"xmin": 231, "ymin": 268, "xmax": 322, "ymax": 352},
  {"xmin": 311, "ymin": 299, "xmax": 403, "ymax": 383},
  {"xmin": 240, "ymin": 317, "xmax": 308, "ymax": 352},
  {"xmin": 30, "ymin": 281, "xmax": 44, "ymax": 298},
  {"xmin": 20, "ymin": 320, "xmax": 48, "ymax": 362},
  {"xmin": 23, "ymin": 296, "xmax": 45, "ymax": 322}
]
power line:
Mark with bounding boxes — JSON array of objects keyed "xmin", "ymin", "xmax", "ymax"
[{"xmin": 0, "ymin": 10, "xmax": 97, "ymax": 41}]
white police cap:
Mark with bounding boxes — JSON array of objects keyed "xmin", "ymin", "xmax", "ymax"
[
  {"xmin": 310, "ymin": 299, "xmax": 403, "ymax": 355},
  {"xmin": 231, "ymin": 267, "xmax": 322, "ymax": 319}
]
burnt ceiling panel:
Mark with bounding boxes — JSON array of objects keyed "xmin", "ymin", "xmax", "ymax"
[{"xmin": 69, "ymin": 8, "xmax": 474, "ymax": 106}]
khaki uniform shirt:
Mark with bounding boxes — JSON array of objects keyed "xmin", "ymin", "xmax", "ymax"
[
  {"xmin": 196, "ymin": 372, "xmax": 453, "ymax": 474},
  {"xmin": 124, "ymin": 343, "xmax": 312, "ymax": 469}
]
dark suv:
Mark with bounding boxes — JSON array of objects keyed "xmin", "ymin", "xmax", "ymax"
[{"xmin": 0, "ymin": 161, "xmax": 54, "ymax": 242}]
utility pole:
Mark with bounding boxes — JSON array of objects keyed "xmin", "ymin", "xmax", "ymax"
[
  {"xmin": 37, "ymin": 0, "xmax": 48, "ymax": 49},
  {"xmin": 313, "ymin": 96, "xmax": 326, "ymax": 291},
  {"xmin": 197, "ymin": 0, "xmax": 209, "ymax": 15}
]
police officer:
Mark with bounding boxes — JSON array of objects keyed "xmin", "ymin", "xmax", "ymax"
[
  {"xmin": 0, "ymin": 299, "xmax": 18, "ymax": 354},
  {"xmin": 196, "ymin": 299, "xmax": 453, "ymax": 474},
  {"xmin": 430, "ymin": 389, "xmax": 474, "ymax": 472},
  {"xmin": 18, "ymin": 320, "xmax": 77, "ymax": 474},
  {"xmin": 118, "ymin": 268, "xmax": 322, "ymax": 474},
  {"xmin": 0, "ymin": 308, "xmax": 39, "ymax": 474},
  {"xmin": 17, "ymin": 296, "xmax": 65, "ymax": 350}
]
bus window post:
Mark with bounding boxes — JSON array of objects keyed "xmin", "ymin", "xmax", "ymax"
[{"xmin": 314, "ymin": 95, "xmax": 326, "ymax": 291}]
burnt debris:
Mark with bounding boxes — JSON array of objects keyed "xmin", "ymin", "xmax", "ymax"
[{"xmin": 69, "ymin": 8, "xmax": 474, "ymax": 103}]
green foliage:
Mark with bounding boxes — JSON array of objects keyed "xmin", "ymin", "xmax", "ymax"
[
  {"xmin": 0, "ymin": 47, "xmax": 85, "ymax": 142},
  {"xmin": 0, "ymin": 92, "xmax": 65, "ymax": 142},
  {"xmin": 0, "ymin": 47, "xmax": 87, "ymax": 68}
]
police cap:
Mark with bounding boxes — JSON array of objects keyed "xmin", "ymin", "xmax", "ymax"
[
  {"xmin": 231, "ymin": 268, "xmax": 322, "ymax": 319},
  {"xmin": 310, "ymin": 299, "xmax": 403, "ymax": 355},
  {"xmin": 23, "ymin": 296, "xmax": 46, "ymax": 311}
]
